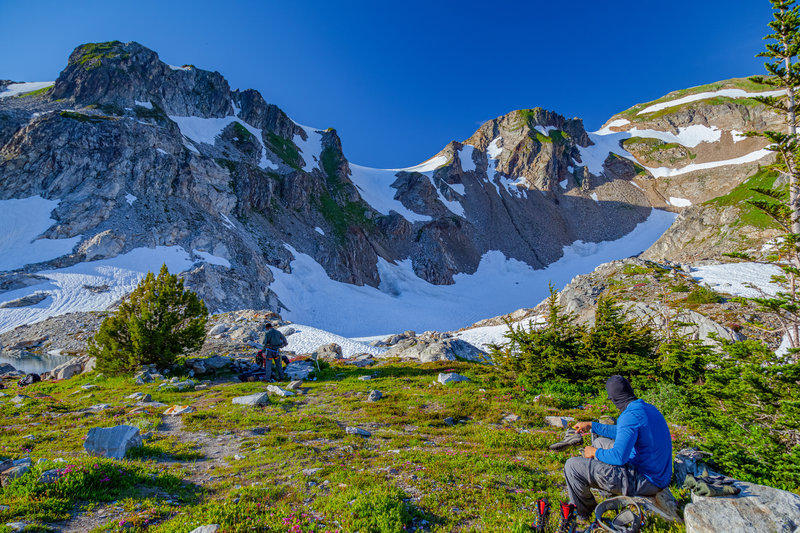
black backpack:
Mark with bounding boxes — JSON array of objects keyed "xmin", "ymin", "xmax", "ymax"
[{"xmin": 18, "ymin": 373, "xmax": 41, "ymax": 387}]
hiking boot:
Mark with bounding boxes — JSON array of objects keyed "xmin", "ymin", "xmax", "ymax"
[
  {"xmin": 556, "ymin": 502, "xmax": 578, "ymax": 533},
  {"xmin": 531, "ymin": 497, "xmax": 550, "ymax": 532},
  {"xmin": 550, "ymin": 429, "xmax": 584, "ymax": 451}
]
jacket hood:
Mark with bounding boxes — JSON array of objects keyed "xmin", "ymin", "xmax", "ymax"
[{"xmin": 606, "ymin": 375, "xmax": 637, "ymax": 411}]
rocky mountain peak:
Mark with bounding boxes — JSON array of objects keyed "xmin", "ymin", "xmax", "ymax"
[{"xmin": 51, "ymin": 40, "xmax": 233, "ymax": 119}]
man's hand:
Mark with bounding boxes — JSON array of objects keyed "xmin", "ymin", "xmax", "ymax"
[
  {"xmin": 573, "ymin": 421, "xmax": 592, "ymax": 434},
  {"xmin": 583, "ymin": 446, "xmax": 597, "ymax": 459}
]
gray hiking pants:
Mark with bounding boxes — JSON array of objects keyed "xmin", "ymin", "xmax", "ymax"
[
  {"xmin": 264, "ymin": 350, "xmax": 285, "ymax": 381},
  {"xmin": 564, "ymin": 434, "xmax": 660, "ymax": 518}
]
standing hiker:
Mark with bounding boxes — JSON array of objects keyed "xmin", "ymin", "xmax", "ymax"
[
  {"xmin": 563, "ymin": 375, "xmax": 672, "ymax": 521},
  {"xmin": 262, "ymin": 321, "xmax": 288, "ymax": 381}
]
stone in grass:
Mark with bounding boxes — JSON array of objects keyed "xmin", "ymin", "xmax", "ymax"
[
  {"xmin": 437, "ymin": 372, "xmax": 470, "ymax": 385},
  {"xmin": 444, "ymin": 417, "xmax": 455, "ymax": 426},
  {"xmin": 163, "ymin": 405, "xmax": 195, "ymax": 416},
  {"xmin": 127, "ymin": 392, "xmax": 152, "ymax": 402},
  {"xmin": 287, "ymin": 380, "xmax": 303, "ymax": 391},
  {"xmin": 684, "ymin": 481, "xmax": 800, "ymax": 533},
  {"xmin": 10, "ymin": 395, "xmax": 29, "ymax": 404},
  {"xmin": 303, "ymin": 468, "xmax": 322, "ymax": 476},
  {"xmin": 345, "ymin": 426, "xmax": 371, "ymax": 437},
  {"xmin": 0, "ymin": 504, "xmax": 9, "ymax": 512},
  {"xmin": 83, "ymin": 425, "xmax": 143, "ymax": 460},
  {"xmin": 266, "ymin": 385, "xmax": 295, "ymax": 397},
  {"xmin": 189, "ymin": 526, "xmax": 220, "ymax": 533},
  {"xmin": 358, "ymin": 375, "xmax": 373, "ymax": 381},
  {"xmin": 5, "ymin": 523, "xmax": 27, "ymax": 532},
  {"xmin": 367, "ymin": 390, "xmax": 382, "ymax": 402},
  {"xmin": 232, "ymin": 393, "xmax": 270, "ymax": 407},
  {"xmin": 544, "ymin": 416, "xmax": 575, "ymax": 428},
  {"xmin": 0, "ymin": 465, "xmax": 30, "ymax": 487},
  {"xmin": 38, "ymin": 469, "xmax": 61, "ymax": 484}
]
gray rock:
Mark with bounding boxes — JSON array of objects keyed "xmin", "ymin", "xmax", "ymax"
[
  {"xmin": 444, "ymin": 417, "xmax": 455, "ymax": 426},
  {"xmin": 383, "ymin": 337, "xmax": 486, "ymax": 363},
  {"xmin": 503, "ymin": 414, "xmax": 521, "ymax": 423},
  {"xmin": 10, "ymin": 395, "xmax": 28, "ymax": 404},
  {"xmin": 438, "ymin": 372, "xmax": 470, "ymax": 385},
  {"xmin": 0, "ymin": 465, "xmax": 29, "ymax": 487},
  {"xmin": 208, "ymin": 324, "xmax": 228, "ymax": 336},
  {"xmin": 367, "ymin": 390, "xmax": 382, "ymax": 402},
  {"xmin": 313, "ymin": 343, "xmax": 343, "ymax": 361},
  {"xmin": 285, "ymin": 360, "xmax": 314, "ymax": 380},
  {"xmin": 5, "ymin": 523, "xmax": 27, "ymax": 532},
  {"xmin": 84, "ymin": 425, "xmax": 142, "ymax": 459},
  {"xmin": 127, "ymin": 392, "xmax": 152, "ymax": 402},
  {"xmin": 163, "ymin": 405, "xmax": 195, "ymax": 416},
  {"xmin": 0, "ymin": 293, "xmax": 48, "ymax": 308},
  {"xmin": 267, "ymin": 385, "xmax": 294, "ymax": 397},
  {"xmin": 358, "ymin": 375, "xmax": 373, "ymax": 381},
  {"xmin": 38, "ymin": 469, "xmax": 61, "ymax": 484},
  {"xmin": 286, "ymin": 380, "xmax": 303, "ymax": 390},
  {"xmin": 544, "ymin": 416, "xmax": 575, "ymax": 428},
  {"xmin": 684, "ymin": 481, "xmax": 800, "ymax": 533},
  {"xmin": 49, "ymin": 357, "xmax": 85, "ymax": 380},
  {"xmin": 189, "ymin": 526, "xmax": 220, "ymax": 533},
  {"xmin": 302, "ymin": 467, "xmax": 322, "ymax": 476},
  {"xmin": 0, "ymin": 504, "xmax": 9, "ymax": 512},
  {"xmin": 186, "ymin": 355, "xmax": 231, "ymax": 374},
  {"xmin": 232, "ymin": 393, "xmax": 270, "ymax": 406},
  {"xmin": 0, "ymin": 363, "xmax": 16, "ymax": 375},
  {"xmin": 345, "ymin": 426, "xmax": 371, "ymax": 437}
]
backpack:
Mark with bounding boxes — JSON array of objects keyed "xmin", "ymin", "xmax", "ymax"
[
  {"xmin": 254, "ymin": 350, "xmax": 266, "ymax": 367},
  {"xmin": 18, "ymin": 373, "xmax": 41, "ymax": 387}
]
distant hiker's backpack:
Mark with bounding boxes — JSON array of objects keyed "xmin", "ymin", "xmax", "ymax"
[
  {"xmin": 255, "ymin": 350, "xmax": 266, "ymax": 367},
  {"xmin": 18, "ymin": 373, "xmax": 40, "ymax": 387}
]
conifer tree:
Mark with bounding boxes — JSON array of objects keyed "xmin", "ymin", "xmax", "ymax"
[{"xmin": 89, "ymin": 264, "xmax": 208, "ymax": 374}]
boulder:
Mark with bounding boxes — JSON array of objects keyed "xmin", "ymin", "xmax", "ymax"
[
  {"xmin": 208, "ymin": 323, "xmax": 229, "ymax": 336},
  {"xmin": 287, "ymin": 380, "xmax": 303, "ymax": 391},
  {"xmin": 49, "ymin": 357, "xmax": 85, "ymax": 380},
  {"xmin": 127, "ymin": 392, "xmax": 152, "ymax": 402},
  {"xmin": 544, "ymin": 416, "xmax": 575, "ymax": 428},
  {"xmin": 313, "ymin": 343, "xmax": 343, "ymax": 361},
  {"xmin": 189, "ymin": 526, "xmax": 220, "ymax": 533},
  {"xmin": 163, "ymin": 405, "xmax": 195, "ymax": 416},
  {"xmin": 684, "ymin": 481, "xmax": 800, "ymax": 533},
  {"xmin": 38, "ymin": 469, "xmax": 61, "ymax": 484},
  {"xmin": 82, "ymin": 357, "xmax": 97, "ymax": 374},
  {"xmin": 0, "ymin": 465, "xmax": 29, "ymax": 487},
  {"xmin": 186, "ymin": 355, "xmax": 231, "ymax": 375},
  {"xmin": 438, "ymin": 372, "xmax": 470, "ymax": 385},
  {"xmin": 382, "ymin": 337, "xmax": 485, "ymax": 363},
  {"xmin": 367, "ymin": 390, "xmax": 382, "ymax": 402},
  {"xmin": 285, "ymin": 360, "xmax": 314, "ymax": 380},
  {"xmin": 83, "ymin": 425, "xmax": 142, "ymax": 460},
  {"xmin": 0, "ymin": 363, "xmax": 17, "ymax": 376},
  {"xmin": 267, "ymin": 385, "xmax": 294, "ymax": 397},
  {"xmin": 232, "ymin": 393, "xmax": 270, "ymax": 406},
  {"xmin": 345, "ymin": 426, "xmax": 371, "ymax": 437}
]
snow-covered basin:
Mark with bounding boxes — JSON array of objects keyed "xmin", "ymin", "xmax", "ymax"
[
  {"xmin": 690, "ymin": 262, "xmax": 782, "ymax": 297},
  {"xmin": 270, "ymin": 208, "xmax": 677, "ymax": 337}
]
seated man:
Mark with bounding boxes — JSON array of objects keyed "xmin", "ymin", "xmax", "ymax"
[{"xmin": 565, "ymin": 375, "xmax": 672, "ymax": 520}]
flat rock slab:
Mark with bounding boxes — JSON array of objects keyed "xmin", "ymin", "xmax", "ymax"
[
  {"xmin": 232, "ymin": 393, "xmax": 270, "ymax": 406},
  {"xmin": 190, "ymin": 526, "xmax": 220, "ymax": 533},
  {"xmin": 267, "ymin": 385, "xmax": 294, "ymax": 397},
  {"xmin": 287, "ymin": 380, "xmax": 303, "ymax": 390},
  {"xmin": 544, "ymin": 416, "xmax": 575, "ymax": 428},
  {"xmin": 163, "ymin": 405, "xmax": 195, "ymax": 416},
  {"xmin": 345, "ymin": 426, "xmax": 371, "ymax": 437},
  {"xmin": 84, "ymin": 425, "xmax": 142, "ymax": 460},
  {"xmin": 438, "ymin": 372, "xmax": 470, "ymax": 385},
  {"xmin": 685, "ymin": 481, "xmax": 800, "ymax": 533}
]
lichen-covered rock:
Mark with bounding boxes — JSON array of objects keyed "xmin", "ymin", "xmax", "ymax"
[
  {"xmin": 83, "ymin": 425, "xmax": 142, "ymax": 460},
  {"xmin": 684, "ymin": 481, "xmax": 800, "ymax": 533}
]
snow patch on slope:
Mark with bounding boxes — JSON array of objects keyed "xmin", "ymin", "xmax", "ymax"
[
  {"xmin": 293, "ymin": 125, "xmax": 323, "ymax": 172},
  {"xmin": 268, "ymin": 209, "xmax": 676, "ymax": 337},
  {"xmin": 349, "ymin": 164, "xmax": 432, "ymax": 223},
  {"xmin": 170, "ymin": 115, "xmax": 277, "ymax": 170},
  {"xmin": 691, "ymin": 262, "xmax": 782, "ymax": 298},
  {"xmin": 0, "ymin": 246, "xmax": 195, "ymax": 334},
  {"xmin": 459, "ymin": 145, "xmax": 476, "ymax": 172},
  {"xmin": 283, "ymin": 323, "xmax": 385, "ymax": 357},
  {"xmin": 647, "ymin": 149, "xmax": 772, "ymax": 177},
  {"xmin": 193, "ymin": 249, "xmax": 231, "ymax": 268},
  {"xmin": 0, "ymin": 82, "xmax": 54, "ymax": 99},
  {"xmin": 0, "ymin": 197, "xmax": 82, "ymax": 271},
  {"xmin": 637, "ymin": 88, "xmax": 785, "ymax": 115}
]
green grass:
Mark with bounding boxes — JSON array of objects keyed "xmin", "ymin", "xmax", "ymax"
[
  {"xmin": 74, "ymin": 41, "xmax": 130, "ymax": 70},
  {"xmin": 14, "ymin": 85, "xmax": 54, "ymax": 98},
  {"xmin": 706, "ymin": 168, "xmax": 782, "ymax": 229},
  {"xmin": 616, "ymin": 76, "xmax": 772, "ymax": 120},
  {"xmin": 59, "ymin": 111, "xmax": 117, "ymax": 124},
  {"xmin": 265, "ymin": 132, "xmax": 302, "ymax": 170}
]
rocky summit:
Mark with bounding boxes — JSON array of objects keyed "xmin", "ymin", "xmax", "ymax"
[{"xmin": 0, "ymin": 41, "xmax": 784, "ymax": 333}]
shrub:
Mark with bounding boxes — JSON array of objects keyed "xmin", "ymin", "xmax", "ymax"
[
  {"xmin": 88, "ymin": 264, "xmax": 207, "ymax": 374},
  {"xmin": 685, "ymin": 284, "xmax": 724, "ymax": 304}
]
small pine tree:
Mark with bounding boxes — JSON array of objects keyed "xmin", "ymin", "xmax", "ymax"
[{"xmin": 89, "ymin": 264, "xmax": 208, "ymax": 374}]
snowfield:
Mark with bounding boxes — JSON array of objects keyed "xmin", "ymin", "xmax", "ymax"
[
  {"xmin": 0, "ymin": 197, "xmax": 82, "ymax": 271},
  {"xmin": 281, "ymin": 323, "xmax": 385, "ymax": 357},
  {"xmin": 0, "ymin": 81, "xmax": 54, "ymax": 99},
  {"xmin": 637, "ymin": 88, "xmax": 785, "ymax": 115},
  {"xmin": 0, "ymin": 246, "xmax": 195, "ymax": 334},
  {"xmin": 691, "ymin": 262, "xmax": 782, "ymax": 298},
  {"xmin": 268, "ymin": 209, "xmax": 677, "ymax": 337}
]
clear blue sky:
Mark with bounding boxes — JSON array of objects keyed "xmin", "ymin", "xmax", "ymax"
[{"xmin": 0, "ymin": 0, "xmax": 770, "ymax": 168}]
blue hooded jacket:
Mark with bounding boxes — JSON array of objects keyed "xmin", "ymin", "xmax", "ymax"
[{"xmin": 592, "ymin": 399, "xmax": 673, "ymax": 488}]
